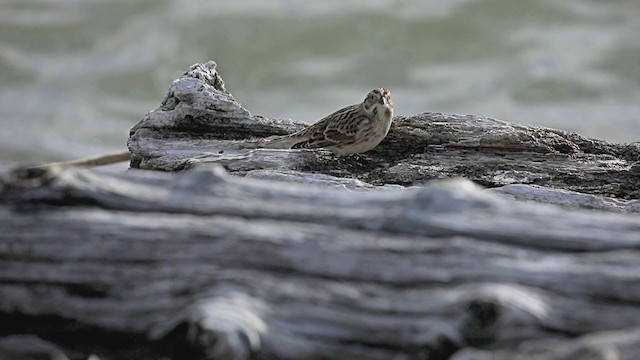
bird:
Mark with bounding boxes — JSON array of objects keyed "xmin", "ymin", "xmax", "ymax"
[{"xmin": 265, "ymin": 88, "xmax": 394, "ymax": 156}]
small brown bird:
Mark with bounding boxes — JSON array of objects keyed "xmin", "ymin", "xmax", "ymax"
[{"xmin": 265, "ymin": 88, "xmax": 394, "ymax": 156}]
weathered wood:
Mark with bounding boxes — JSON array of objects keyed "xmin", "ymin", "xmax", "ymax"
[
  {"xmin": 0, "ymin": 335, "xmax": 70, "ymax": 360},
  {"xmin": 26, "ymin": 151, "xmax": 131, "ymax": 171},
  {"xmin": 453, "ymin": 328, "xmax": 640, "ymax": 360},
  {"xmin": 3, "ymin": 60, "xmax": 640, "ymax": 360},
  {"xmin": 491, "ymin": 184, "xmax": 640, "ymax": 213},
  {"xmin": 2, "ymin": 166, "xmax": 640, "ymax": 359},
  {"xmin": 128, "ymin": 61, "xmax": 640, "ymax": 199}
]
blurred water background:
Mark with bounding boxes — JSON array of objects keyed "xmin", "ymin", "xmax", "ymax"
[{"xmin": 0, "ymin": 0, "xmax": 639, "ymax": 164}]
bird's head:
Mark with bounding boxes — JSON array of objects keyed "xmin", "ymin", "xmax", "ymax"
[{"xmin": 363, "ymin": 88, "xmax": 393, "ymax": 118}]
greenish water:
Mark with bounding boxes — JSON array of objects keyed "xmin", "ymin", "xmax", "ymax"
[{"xmin": 1, "ymin": 0, "xmax": 639, "ymax": 163}]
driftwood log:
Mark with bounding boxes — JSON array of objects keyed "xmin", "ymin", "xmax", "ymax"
[
  {"xmin": 2, "ymin": 61, "xmax": 640, "ymax": 360},
  {"xmin": 128, "ymin": 61, "xmax": 640, "ymax": 199}
]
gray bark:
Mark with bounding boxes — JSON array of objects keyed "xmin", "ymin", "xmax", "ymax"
[{"xmin": 2, "ymin": 61, "xmax": 640, "ymax": 360}]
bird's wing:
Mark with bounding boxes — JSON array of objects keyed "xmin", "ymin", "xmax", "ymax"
[
  {"xmin": 292, "ymin": 130, "xmax": 351, "ymax": 149},
  {"xmin": 292, "ymin": 104, "xmax": 368, "ymax": 149}
]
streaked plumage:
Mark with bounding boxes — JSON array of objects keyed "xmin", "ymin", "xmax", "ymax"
[{"xmin": 265, "ymin": 88, "xmax": 394, "ymax": 156}]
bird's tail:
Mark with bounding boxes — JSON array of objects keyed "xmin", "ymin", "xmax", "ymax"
[{"xmin": 262, "ymin": 134, "xmax": 301, "ymax": 149}]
